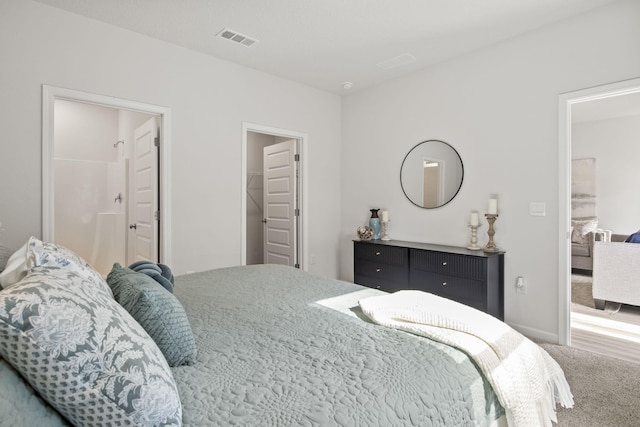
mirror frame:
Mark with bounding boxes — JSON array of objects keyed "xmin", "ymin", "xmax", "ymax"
[{"xmin": 400, "ymin": 139, "xmax": 464, "ymax": 209}]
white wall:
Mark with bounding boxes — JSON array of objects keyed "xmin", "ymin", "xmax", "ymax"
[
  {"xmin": 340, "ymin": 0, "xmax": 640, "ymax": 340},
  {"xmin": 0, "ymin": 0, "xmax": 342, "ymax": 278},
  {"xmin": 572, "ymin": 114, "xmax": 640, "ymax": 235}
]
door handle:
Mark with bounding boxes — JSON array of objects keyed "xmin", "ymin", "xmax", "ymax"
[
  {"xmin": 129, "ymin": 224, "xmax": 137, "ymax": 230},
  {"xmin": 262, "ymin": 219, "xmax": 267, "ymax": 223}
]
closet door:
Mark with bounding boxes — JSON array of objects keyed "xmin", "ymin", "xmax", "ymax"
[{"xmin": 263, "ymin": 140, "xmax": 297, "ymax": 266}]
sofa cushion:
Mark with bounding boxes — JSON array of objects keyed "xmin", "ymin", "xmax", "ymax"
[
  {"xmin": 624, "ymin": 231, "xmax": 640, "ymax": 243},
  {"xmin": 571, "ymin": 217, "xmax": 598, "ymax": 244}
]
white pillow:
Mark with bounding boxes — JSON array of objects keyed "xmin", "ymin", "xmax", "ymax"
[{"xmin": 0, "ymin": 237, "xmax": 42, "ymax": 289}]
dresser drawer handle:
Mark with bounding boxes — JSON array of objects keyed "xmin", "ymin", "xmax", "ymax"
[
  {"xmin": 375, "ymin": 251, "xmax": 381, "ymax": 256},
  {"xmin": 375, "ymin": 268, "xmax": 381, "ymax": 272},
  {"xmin": 375, "ymin": 285, "xmax": 381, "ymax": 289},
  {"xmin": 442, "ymin": 262, "xmax": 447, "ymax": 266},
  {"xmin": 442, "ymin": 282, "xmax": 447, "ymax": 286}
]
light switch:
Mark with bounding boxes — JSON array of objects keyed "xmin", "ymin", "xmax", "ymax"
[{"xmin": 529, "ymin": 202, "xmax": 546, "ymax": 216}]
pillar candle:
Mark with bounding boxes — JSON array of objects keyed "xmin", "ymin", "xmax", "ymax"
[
  {"xmin": 381, "ymin": 210, "xmax": 389, "ymax": 222},
  {"xmin": 470, "ymin": 211, "xmax": 479, "ymax": 226},
  {"xmin": 488, "ymin": 199, "xmax": 498, "ymax": 215}
]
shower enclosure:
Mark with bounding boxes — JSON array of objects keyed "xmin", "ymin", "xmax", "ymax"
[{"xmin": 53, "ymin": 100, "xmax": 154, "ymax": 276}]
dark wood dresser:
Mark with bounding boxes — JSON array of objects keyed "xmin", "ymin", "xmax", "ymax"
[{"xmin": 353, "ymin": 239, "xmax": 504, "ymax": 320}]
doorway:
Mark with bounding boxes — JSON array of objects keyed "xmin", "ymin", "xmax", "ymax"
[
  {"xmin": 42, "ymin": 85, "xmax": 173, "ymax": 272},
  {"xmin": 558, "ymin": 77, "xmax": 640, "ymax": 362},
  {"xmin": 422, "ymin": 159, "xmax": 444, "ymax": 207},
  {"xmin": 241, "ymin": 123, "xmax": 308, "ymax": 269}
]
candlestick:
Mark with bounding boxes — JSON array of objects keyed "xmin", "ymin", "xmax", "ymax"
[
  {"xmin": 381, "ymin": 210, "xmax": 389, "ymax": 222},
  {"xmin": 381, "ymin": 220, "xmax": 390, "ymax": 241},
  {"xmin": 467, "ymin": 223, "xmax": 482, "ymax": 250},
  {"xmin": 483, "ymin": 214, "xmax": 499, "ymax": 253}
]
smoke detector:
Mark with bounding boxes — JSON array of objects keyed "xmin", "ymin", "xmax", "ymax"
[{"xmin": 217, "ymin": 28, "xmax": 259, "ymax": 48}]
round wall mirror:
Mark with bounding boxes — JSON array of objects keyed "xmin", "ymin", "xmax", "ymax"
[{"xmin": 400, "ymin": 140, "xmax": 464, "ymax": 209}]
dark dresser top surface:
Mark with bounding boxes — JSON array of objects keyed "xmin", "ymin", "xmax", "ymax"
[{"xmin": 354, "ymin": 239, "xmax": 505, "ymax": 257}]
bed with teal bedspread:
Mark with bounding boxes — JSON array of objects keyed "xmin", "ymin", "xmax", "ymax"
[
  {"xmin": 171, "ymin": 264, "xmax": 504, "ymax": 426},
  {"xmin": 0, "ymin": 263, "xmax": 504, "ymax": 426}
]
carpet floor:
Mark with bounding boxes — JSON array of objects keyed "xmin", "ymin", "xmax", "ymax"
[{"xmin": 540, "ymin": 341, "xmax": 640, "ymax": 426}]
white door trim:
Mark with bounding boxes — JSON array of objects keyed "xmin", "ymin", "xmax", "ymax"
[
  {"xmin": 557, "ymin": 77, "xmax": 640, "ymax": 345},
  {"xmin": 241, "ymin": 122, "xmax": 308, "ymax": 270},
  {"xmin": 42, "ymin": 85, "xmax": 172, "ymax": 265}
]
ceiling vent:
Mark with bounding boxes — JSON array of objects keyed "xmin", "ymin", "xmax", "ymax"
[
  {"xmin": 217, "ymin": 28, "xmax": 259, "ymax": 48},
  {"xmin": 377, "ymin": 53, "xmax": 417, "ymax": 70}
]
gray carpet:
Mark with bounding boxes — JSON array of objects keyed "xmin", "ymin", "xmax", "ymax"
[
  {"xmin": 540, "ymin": 341, "xmax": 640, "ymax": 426},
  {"xmin": 538, "ymin": 277, "xmax": 640, "ymax": 424},
  {"xmin": 571, "ymin": 275, "xmax": 595, "ymax": 308}
]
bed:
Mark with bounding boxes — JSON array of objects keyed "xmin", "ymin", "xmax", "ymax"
[{"xmin": 0, "ymin": 238, "xmax": 570, "ymax": 426}]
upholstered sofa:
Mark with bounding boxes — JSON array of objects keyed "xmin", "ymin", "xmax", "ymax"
[
  {"xmin": 592, "ymin": 235, "xmax": 640, "ymax": 309},
  {"xmin": 571, "ymin": 232, "xmax": 595, "ymax": 271}
]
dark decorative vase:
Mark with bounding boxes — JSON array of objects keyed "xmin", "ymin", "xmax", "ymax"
[{"xmin": 369, "ymin": 209, "xmax": 381, "ymax": 240}]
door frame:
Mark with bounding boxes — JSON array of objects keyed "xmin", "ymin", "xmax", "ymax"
[
  {"xmin": 42, "ymin": 85, "xmax": 172, "ymax": 265},
  {"xmin": 557, "ymin": 77, "xmax": 640, "ymax": 345},
  {"xmin": 241, "ymin": 122, "xmax": 308, "ymax": 269}
]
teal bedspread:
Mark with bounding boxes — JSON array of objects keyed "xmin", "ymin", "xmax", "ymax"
[{"xmin": 171, "ymin": 264, "xmax": 504, "ymax": 426}]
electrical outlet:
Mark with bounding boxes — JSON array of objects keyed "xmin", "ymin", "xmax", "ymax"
[
  {"xmin": 310, "ymin": 254, "xmax": 317, "ymax": 265},
  {"xmin": 516, "ymin": 276, "xmax": 527, "ymax": 294}
]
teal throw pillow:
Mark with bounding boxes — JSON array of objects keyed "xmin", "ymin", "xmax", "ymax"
[{"xmin": 107, "ymin": 264, "xmax": 197, "ymax": 367}]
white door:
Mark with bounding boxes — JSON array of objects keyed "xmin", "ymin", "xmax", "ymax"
[
  {"xmin": 129, "ymin": 117, "xmax": 159, "ymax": 263},
  {"xmin": 263, "ymin": 140, "xmax": 298, "ymax": 266}
]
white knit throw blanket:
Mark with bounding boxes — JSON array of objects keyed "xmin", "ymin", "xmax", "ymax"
[{"xmin": 359, "ymin": 291, "xmax": 574, "ymax": 427}]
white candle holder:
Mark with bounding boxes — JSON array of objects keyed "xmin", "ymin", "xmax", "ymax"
[
  {"xmin": 467, "ymin": 223, "xmax": 482, "ymax": 250},
  {"xmin": 381, "ymin": 221, "xmax": 390, "ymax": 241}
]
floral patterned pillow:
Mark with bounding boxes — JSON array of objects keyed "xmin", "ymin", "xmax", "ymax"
[
  {"xmin": 28, "ymin": 239, "xmax": 112, "ymax": 297},
  {"xmin": 0, "ymin": 266, "xmax": 182, "ymax": 426}
]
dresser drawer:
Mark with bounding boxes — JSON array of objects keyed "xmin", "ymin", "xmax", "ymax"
[
  {"xmin": 354, "ymin": 259, "xmax": 407, "ymax": 283},
  {"xmin": 354, "ymin": 274, "xmax": 407, "ymax": 292},
  {"xmin": 354, "ymin": 242, "xmax": 408, "ymax": 266},
  {"xmin": 410, "ymin": 249, "xmax": 484, "ymax": 280},
  {"xmin": 410, "ymin": 270, "xmax": 486, "ymax": 309}
]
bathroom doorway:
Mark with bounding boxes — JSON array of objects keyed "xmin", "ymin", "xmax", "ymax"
[{"xmin": 42, "ymin": 86, "xmax": 173, "ymax": 275}]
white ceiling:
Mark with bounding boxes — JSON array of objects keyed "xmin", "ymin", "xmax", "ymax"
[{"xmin": 34, "ymin": 0, "xmax": 619, "ymax": 95}]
